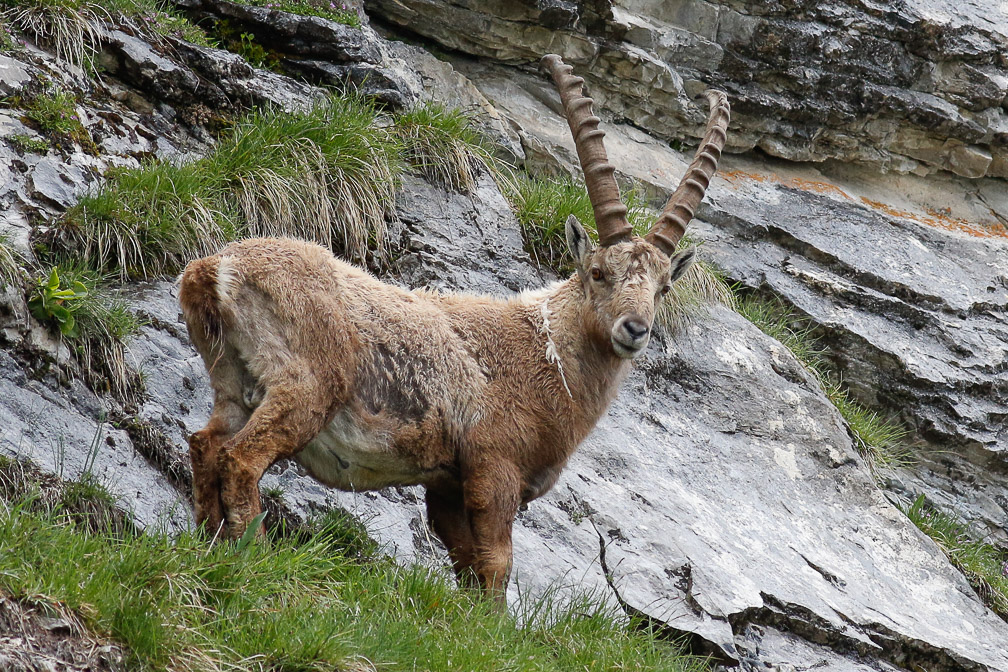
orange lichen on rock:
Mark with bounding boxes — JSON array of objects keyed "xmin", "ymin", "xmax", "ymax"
[
  {"xmin": 787, "ymin": 177, "xmax": 851, "ymax": 200},
  {"xmin": 725, "ymin": 169, "xmax": 1006, "ymax": 240},
  {"xmin": 721, "ymin": 169, "xmax": 775, "ymax": 184},
  {"xmin": 922, "ymin": 207, "xmax": 1008, "ymax": 239}
]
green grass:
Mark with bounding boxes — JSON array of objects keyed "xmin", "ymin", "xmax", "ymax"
[
  {"xmin": 509, "ymin": 173, "xmax": 663, "ymax": 271},
  {"xmin": 510, "ymin": 172, "xmax": 732, "ymax": 330},
  {"xmin": 52, "ymin": 93, "xmax": 401, "ymax": 279},
  {"xmin": 735, "ymin": 293, "xmax": 912, "ymax": 475},
  {"xmin": 15, "ymin": 85, "xmax": 94, "ymax": 149},
  {"xmin": 901, "ymin": 494, "xmax": 1008, "ymax": 618},
  {"xmin": 394, "ymin": 102, "xmax": 503, "ymax": 193},
  {"xmin": 0, "ymin": 488, "xmax": 704, "ymax": 672},
  {"xmin": 240, "ymin": 0, "xmax": 360, "ymax": 28}
]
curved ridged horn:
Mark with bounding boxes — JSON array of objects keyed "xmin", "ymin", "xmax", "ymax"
[
  {"xmin": 541, "ymin": 54, "xmax": 631, "ymax": 246},
  {"xmin": 646, "ymin": 90, "xmax": 730, "ymax": 257}
]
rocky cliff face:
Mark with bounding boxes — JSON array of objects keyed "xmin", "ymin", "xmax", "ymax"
[
  {"xmin": 1, "ymin": 1, "xmax": 1006, "ymax": 671},
  {"xmin": 368, "ymin": 0, "xmax": 1008, "ymax": 178}
]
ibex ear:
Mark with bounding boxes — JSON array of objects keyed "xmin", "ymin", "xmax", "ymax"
[
  {"xmin": 668, "ymin": 247, "xmax": 696, "ymax": 284},
  {"xmin": 565, "ymin": 215, "xmax": 593, "ymax": 274}
]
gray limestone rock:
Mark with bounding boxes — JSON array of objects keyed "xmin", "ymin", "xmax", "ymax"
[
  {"xmin": 0, "ymin": 55, "xmax": 32, "ymax": 98},
  {"xmin": 366, "ymin": 0, "xmax": 1008, "ymax": 177}
]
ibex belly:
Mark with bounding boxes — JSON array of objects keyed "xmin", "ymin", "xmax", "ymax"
[{"xmin": 293, "ymin": 408, "xmax": 428, "ymax": 491}]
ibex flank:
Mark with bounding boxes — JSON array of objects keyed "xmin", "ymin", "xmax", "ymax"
[{"xmin": 179, "ymin": 54, "xmax": 730, "ymax": 603}]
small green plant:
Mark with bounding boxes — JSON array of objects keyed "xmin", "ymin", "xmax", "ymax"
[
  {"xmin": 28, "ymin": 267, "xmax": 89, "ymax": 337},
  {"xmin": 8, "ymin": 132, "xmax": 50, "ymax": 153},
  {"xmin": 26, "ymin": 265, "xmax": 141, "ymax": 399},
  {"xmin": 17, "ymin": 85, "xmax": 94, "ymax": 150},
  {"xmin": 394, "ymin": 102, "xmax": 503, "ymax": 193},
  {"xmin": 235, "ymin": 29, "xmax": 277, "ymax": 68},
  {"xmin": 0, "ymin": 18, "xmax": 22, "ymax": 51},
  {"xmin": 241, "ymin": 0, "xmax": 360, "ymax": 28},
  {"xmin": 735, "ymin": 293, "xmax": 912, "ymax": 475},
  {"xmin": 901, "ymin": 494, "xmax": 1008, "ymax": 618},
  {"xmin": 211, "ymin": 19, "xmax": 281, "ymax": 69}
]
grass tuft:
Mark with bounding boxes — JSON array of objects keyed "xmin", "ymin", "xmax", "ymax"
[
  {"xmin": 0, "ymin": 0, "xmax": 106, "ymax": 71},
  {"xmin": 394, "ymin": 102, "xmax": 503, "ymax": 193},
  {"xmin": 103, "ymin": 0, "xmax": 215, "ymax": 46},
  {"xmin": 0, "ymin": 455, "xmax": 135, "ymax": 536},
  {"xmin": 735, "ymin": 293, "xmax": 912, "ymax": 476},
  {"xmin": 217, "ymin": 94, "xmax": 400, "ymax": 262},
  {"xmin": 901, "ymin": 494, "xmax": 1008, "ymax": 618},
  {"xmin": 0, "ymin": 485, "xmax": 705, "ymax": 672},
  {"xmin": 1, "ymin": 0, "xmax": 212, "ymax": 71},
  {"xmin": 0, "ymin": 229, "xmax": 23, "ymax": 289},
  {"xmin": 51, "ymin": 93, "xmax": 400, "ymax": 279}
]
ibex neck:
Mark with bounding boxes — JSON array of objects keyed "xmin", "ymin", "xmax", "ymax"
[{"xmin": 539, "ymin": 277, "xmax": 631, "ymax": 417}]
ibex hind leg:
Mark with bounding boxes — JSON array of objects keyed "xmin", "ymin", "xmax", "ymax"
[{"xmin": 217, "ymin": 377, "xmax": 332, "ymax": 540}]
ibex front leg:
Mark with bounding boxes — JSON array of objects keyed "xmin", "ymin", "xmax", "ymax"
[
  {"xmin": 217, "ymin": 378, "xmax": 331, "ymax": 540},
  {"xmin": 426, "ymin": 486, "xmax": 479, "ymax": 589},
  {"xmin": 463, "ymin": 462, "xmax": 521, "ymax": 605},
  {"xmin": 189, "ymin": 396, "xmax": 248, "ymax": 538}
]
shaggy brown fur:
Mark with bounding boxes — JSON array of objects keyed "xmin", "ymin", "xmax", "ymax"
[{"xmin": 180, "ymin": 230, "xmax": 694, "ymax": 602}]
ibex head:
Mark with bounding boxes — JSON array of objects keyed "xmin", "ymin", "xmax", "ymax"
[{"xmin": 543, "ymin": 54, "xmax": 730, "ymax": 359}]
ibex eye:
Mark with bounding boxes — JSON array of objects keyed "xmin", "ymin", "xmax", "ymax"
[{"xmin": 590, "ymin": 268, "xmax": 604, "ymax": 281}]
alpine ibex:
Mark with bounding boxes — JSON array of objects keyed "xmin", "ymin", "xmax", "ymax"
[{"xmin": 179, "ymin": 54, "xmax": 730, "ymax": 602}]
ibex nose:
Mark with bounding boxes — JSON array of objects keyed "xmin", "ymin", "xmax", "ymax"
[
  {"xmin": 622, "ymin": 318, "xmax": 650, "ymax": 341},
  {"xmin": 612, "ymin": 314, "xmax": 651, "ymax": 359}
]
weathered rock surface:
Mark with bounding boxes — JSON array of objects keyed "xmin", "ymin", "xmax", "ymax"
[
  {"xmin": 176, "ymin": 0, "xmax": 415, "ymax": 107},
  {"xmin": 366, "ymin": 0, "xmax": 1008, "ymax": 178}
]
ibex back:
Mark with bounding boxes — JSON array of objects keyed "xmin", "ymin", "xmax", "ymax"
[{"xmin": 180, "ymin": 54, "xmax": 730, "ymax": 603}]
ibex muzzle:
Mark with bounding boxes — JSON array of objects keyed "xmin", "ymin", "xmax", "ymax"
[{"xmin": 180, "ymin": 54, "xmax": 729, "ymax": 604}]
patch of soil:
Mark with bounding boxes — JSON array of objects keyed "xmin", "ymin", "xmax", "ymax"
[{"xmin": 0, "ymin": 595, "xmax": 125, "ymax": 672}]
